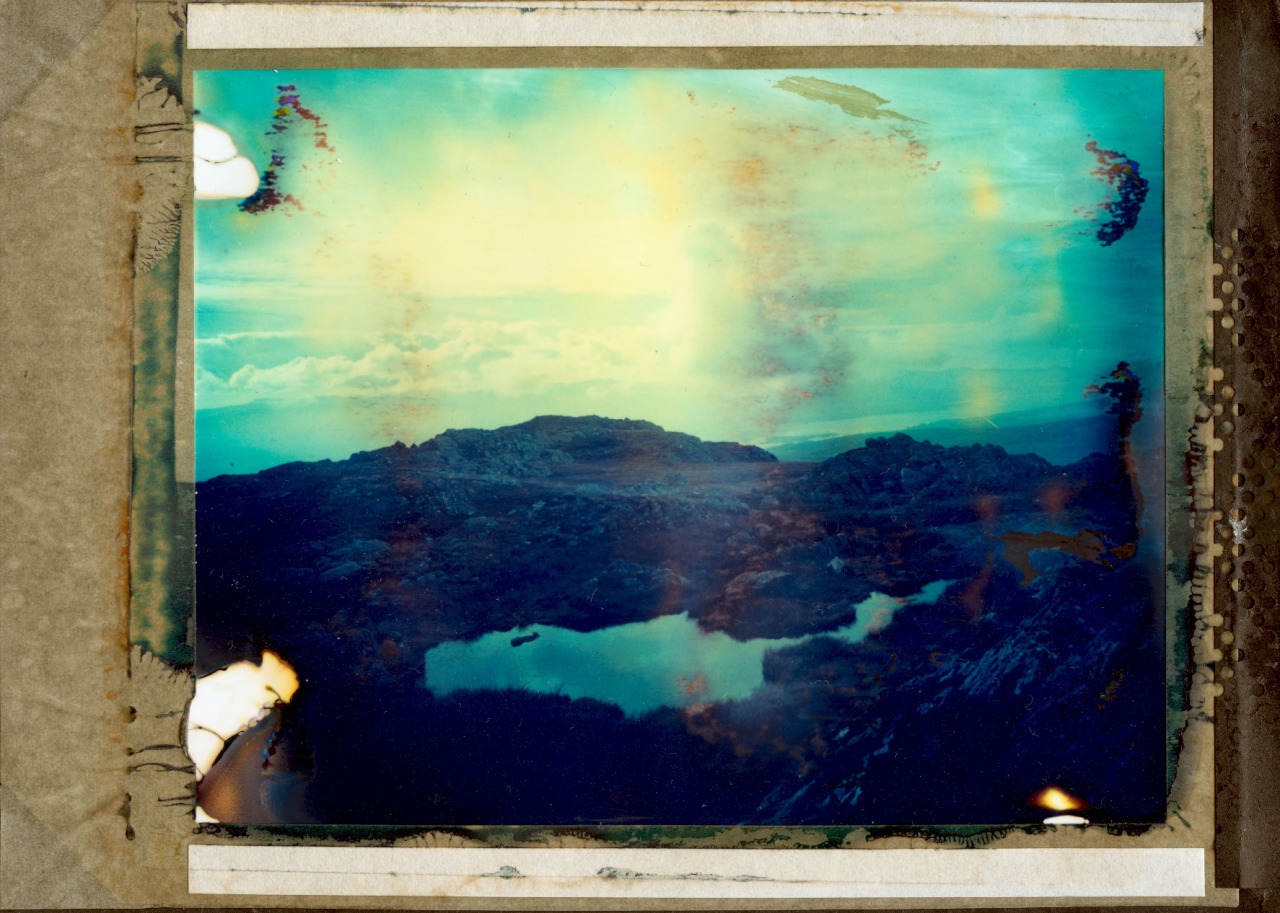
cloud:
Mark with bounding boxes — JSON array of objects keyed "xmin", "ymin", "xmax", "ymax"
[
  {"xmin": 197, "ymin": 330, "xmax": 313, "ymax": 344},
  {"xmin": 195, "ymin": 311, "xmax": 846, "ymax": 443},
  {"xmin": 201, "ymin": 318, "xmax": 678, "ymax": 407},
  {"xmin": 193, "ymin": 121, "xmax": 260, "ymax": 200}
]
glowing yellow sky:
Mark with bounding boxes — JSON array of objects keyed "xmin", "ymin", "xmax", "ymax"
[{"xmin": 195, "ymin": 68, "xmax": 1164, "ymax": 476}]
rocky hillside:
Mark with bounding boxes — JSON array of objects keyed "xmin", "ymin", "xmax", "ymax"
[
  {"xmin": 197, "ymin": 417, "xmax": 788, "ymax": 674},
  {"xmin": 199, "ymin": 418, "xmax": 1120, "ymax": 669},
  {"xmin": 357, "ymin": 414, "xmax": 777, "ymax": 475},
  {"xmin": 195, "ymin": 414, "xmax": 1163, "ymax": 825}
]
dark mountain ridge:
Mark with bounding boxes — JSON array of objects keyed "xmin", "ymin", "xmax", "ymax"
[
  {"xmin": 198, "ymin": 415, "xmax": 1137, "ymax": 668},
  {"xmin": 348, "ymin": 415, "xmax": 777, "ymax": 475},
  {"xmin": 196, "ymin": 410, "xmax": 1162, "ymax": 826}
]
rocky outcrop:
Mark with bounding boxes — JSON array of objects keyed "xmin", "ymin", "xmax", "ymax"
[
  {"xmin": 196, "ymin": 414, "xmax": 1161, "ymax": 827},
  {"xmin": 798, "ymin": 432, "xmax": 1056, "ymax": 512},
  {"xmin": 749, "ymin": 541, "xmax": 1162, "ymax": 825},
  {"xmin": 345, "ymin": 415, "xmax": 777, "ymax": 477},
  {"xmin": 197, "ymin": 421, "xmax": 1138, "ymax": 671}
]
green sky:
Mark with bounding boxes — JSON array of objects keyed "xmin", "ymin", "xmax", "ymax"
[{"xmin": 194, "ymin": 68, "xmax": 1163, "ymax": 479}]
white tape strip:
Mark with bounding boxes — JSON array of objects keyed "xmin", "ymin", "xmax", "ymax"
[
  {"xmin": 189, "ymin": 846, "xmax": 1206, "ymax": 898},
  {"xmin": 187, "ymin": 2, "xmax": 1205, "ymax": 50}
]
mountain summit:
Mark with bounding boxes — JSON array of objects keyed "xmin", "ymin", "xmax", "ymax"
[{"xmin": 347, "ymin": 415, "xmax": 778, "ymax": 475}]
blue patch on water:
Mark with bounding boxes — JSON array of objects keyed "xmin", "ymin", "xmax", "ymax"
[{"xmin": 424, "ymin": 580, "xmax": 952, "ymax": 716}]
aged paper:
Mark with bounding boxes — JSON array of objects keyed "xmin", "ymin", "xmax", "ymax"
[{"xmin": 1, "ymin": 0, "xmax": 1243, "ymax": 907}]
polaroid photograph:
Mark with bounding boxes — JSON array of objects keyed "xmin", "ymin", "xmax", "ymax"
[
  {"xmin": 5, "ymin": 0, "xmax": 1251, "ymax": 907},
  {"xmin": 189, "ymin": 64, "xmax": 1169, "ymax": 831}
]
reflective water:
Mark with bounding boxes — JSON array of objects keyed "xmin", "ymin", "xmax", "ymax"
[{"xmin": 424, "ymin": 580, "xmax": 951, "ymax": 716}]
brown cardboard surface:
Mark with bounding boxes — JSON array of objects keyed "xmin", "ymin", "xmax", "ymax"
[
  {"xmin": 3, "ymin": 0, "xmax": 1271, "ymax": 908},
  {"xmin": 1, "ymin": 1, "xmax": 137, "ymax": 907},
  {"xmin": 1211, "ymin": 0, "xmax": 1280, "ymax": 892}
]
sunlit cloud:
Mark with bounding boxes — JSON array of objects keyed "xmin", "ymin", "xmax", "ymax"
[{"xmin": 201, "ymin": 317, "xmax": 694, "ymax": 408}]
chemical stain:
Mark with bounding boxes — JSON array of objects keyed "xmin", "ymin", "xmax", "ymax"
[
  {"xmin": 185, "ymin": 650, "xmax": 299, "ymax": 778},
  {"xmin": 1078, "ymin": 140, "xmax": 1149, "ymax": 247},
  {"xmin": 772, "ymin": 76, "xmax": 935, "ymax": 177},
  {"xmin": 239, "ymin": 152, "xmax": 300, "ymax": 214},
  {"xmin": 774, "ymin": 76, "xmax": 921, "ymax": 124},
  {"xmin": 1029, "ymin": 784, "xmax": 1089, "ymax": 812},
  {"xmin": 992, "ymin": 528, "xmax": 1134, "ymax": 586},
  {"xmin": 1097, "ymin": 666, "xmax": 1127, "ymax": 710},
  {"xmin": 240, "ymin": 84, "xmax": 338, "ymax": 214}
]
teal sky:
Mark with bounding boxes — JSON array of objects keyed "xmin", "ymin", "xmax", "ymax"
[{"xmin": 194, "ymin": 68, "xmax": 1163, "ymax": 480}]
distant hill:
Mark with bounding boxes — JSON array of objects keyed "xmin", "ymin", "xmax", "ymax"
[
  {"xmin": 197, "ymin": 410, "xmax": 777, "ymax": 482},
  {"xmin": 766, "ymin": 410, "xmax": 1116, "ymax": 466},
  {"xmin": 382, "ymin": 414, "xmax": 779, "ymax": 473}
]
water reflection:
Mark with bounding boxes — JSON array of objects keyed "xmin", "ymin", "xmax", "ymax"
[{"xmin": 425, "ymin": 581, "xmax": 951, "ymax": 716}]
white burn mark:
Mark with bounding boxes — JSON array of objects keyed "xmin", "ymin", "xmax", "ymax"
[
  {"xmin": 185, "ymin": 651, "xmax": 299, "ymax": 780},
  {"xmin": 1029, "ymin": 785, "xmax": 1090, "ymax": 824},
  {"xmin": 193, "ymin": 121, "xmax": 261, "ymax": 200}
]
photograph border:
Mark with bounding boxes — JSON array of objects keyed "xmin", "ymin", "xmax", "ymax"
[{"xmin": 160, "ymin": 15, "xmax": 1216, "ymax": 851}]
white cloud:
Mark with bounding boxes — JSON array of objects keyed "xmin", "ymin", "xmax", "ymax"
[{"xmin": 212, "ymin": 318, "xmax": 678, "ymax": 404}]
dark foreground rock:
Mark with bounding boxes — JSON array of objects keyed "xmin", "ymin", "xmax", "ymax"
[{"xmin": 196, "ymin": 413, "xmax": 1162, "ymax": 826}]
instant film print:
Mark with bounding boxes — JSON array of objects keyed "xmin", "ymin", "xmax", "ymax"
[{"xmin": 191, "ymin": 67, "xmax": 1166, "ymax": 827}]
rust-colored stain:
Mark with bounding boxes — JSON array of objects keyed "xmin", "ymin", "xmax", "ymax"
[
  {"xmin": 198, "ymin": 708, "xmax": 309, "ymax": 824},
  {"xmin": 733, "ymin": 156, "xmax": 766, "ymax": 187},
  {"xmin": 993, "ymin": 528, "xmax": 1134, "ymax": 587},
  {"xmin": 115, "ymin": 496, "xmax": 132, "ymax": 662},
  {"xmin": 971, "ymin": 493, "xmax": 1003, "ymax": 524},
  {"xmin": 1097, "ymin": 666, "xmax": 1127, "ymax": 710},
  {"xmin": 1036, "ymin": 477, "xmax": 1074, "ymax": 514},
  {"xmin": 959, "ymin": 552, "xmax": 996, "ymax": 620},
  {"xmin": 677, "ymin": 672, "xmax": 708, "ymax": 696},
  {"xmin": 1110, "ymin": 541, "xmax": 1137, "ymax": 561}
]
